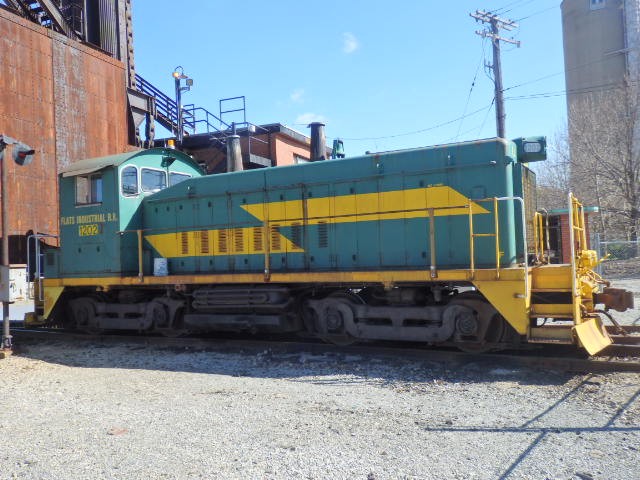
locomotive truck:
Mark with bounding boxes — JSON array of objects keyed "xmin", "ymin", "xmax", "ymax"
[{"xmin": 30, "ymin": 135, "xmax": 633, "ymax": 354}]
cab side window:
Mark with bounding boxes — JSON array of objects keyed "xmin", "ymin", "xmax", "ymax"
[
  {"xmin": 170, "ymin": 172, "xmax": 191, "ymax": 186},
  {"xmin": 141, "ymin": 168, "xmax": 167, "ymax": 193},
  {"xmin": 76, "ymin": 174, "xmax": 102, "ymax": 205},
  {"xmin": 121, "ymin": 166, "xmax": 138, "ymax": 196}
]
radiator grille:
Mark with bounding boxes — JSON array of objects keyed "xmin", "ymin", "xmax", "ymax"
[
  {"xmin": 218, "ymin": 230, "xmax": 228, "ymax": 253},
  {"xmin": 181, "ymin": 232, "xmax": 189, "ymax": 255},
  {"xmin": 318, "ymin": 221, "xmax": 328, "ymax": 248},
  {"xmin": 253, "ymin": 227, "xmax": 263, "ymax": 252},
  {"xmin": 234, "ymin": 229, "xmax": 244, "ymax": 253},
  {"xmin": 200, "ymin": 230, "xmax": 210, "ymax": 254},
  {"xmin": 271, "ymin": 225, "xmax": 281, "ymax": 251}
]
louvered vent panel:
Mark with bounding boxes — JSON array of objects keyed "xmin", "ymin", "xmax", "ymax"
[
  {"xmin": 271, "ymin": 225, "xmax": 281, "ymax": 251},
  {"xmin": 318, "ymin": 221, "xmax": 328, "ymax": 248},
  {"xmin": 253, "ymin": 227, "xmax": 263, "ymax": 252},
  {"xmin": 181, "ymin": 232, "xmax": 189, "ymax": 255},
  {"xmin": 218, "ymin": 230, "xmax": 228, "ymax": 253},
  {"xmin": 200, "ymin": 230, "xmax": 210, "ymax": 254},
  {"xmin": 234, "ymin": 229, "xmax": 244, "ymax": 253}
]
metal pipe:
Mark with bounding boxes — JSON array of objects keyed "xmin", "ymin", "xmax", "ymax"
[
  {"xmin": 137, "ymin": 229, "xmax": 143, "ymax": 281},
  {"xmin": 174, "ymin": 74, "xmax": 183, "ymax": 142},
  {"xmin": 468, "ymin": 202, "xmax": 475, "ymax": 278},
  {"xmin": 308, "ymin": 122, "xmax": 327, "ymax": 161},
  {"xmin": 1, "ymin": 146, "xmax": 9, "ymax": 349},
  {"xmin": 428, "ymin": 208, "xmax": 437, "ymax": 278},
  {"xmin": 263, "ymin": 190, "xmax": 271, "ymax": 281},
  {"xmin": 494, "ymin": 197, "xmax": 500, "ymax": 278},
  {"xmin": 226, "ymin": 135, "xmax": 242, "ymax": 172}
]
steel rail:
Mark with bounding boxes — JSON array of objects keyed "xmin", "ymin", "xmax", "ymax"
[{"xmin": 10, "ymin": 328, "xmax": 640, "ymax": 374}]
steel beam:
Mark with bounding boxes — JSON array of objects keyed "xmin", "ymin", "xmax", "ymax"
[
  {"xmin": 10, "ymin": 0, "xmax": 40, "ymax": 22},
  {"xmin": 37, "ymin": 0, "xmax": 78, "ymax": 39}
]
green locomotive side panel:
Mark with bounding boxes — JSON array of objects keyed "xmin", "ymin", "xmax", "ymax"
[{"xmin": 141, "ymin": 137, "xmax": 532, "ymax": 276}]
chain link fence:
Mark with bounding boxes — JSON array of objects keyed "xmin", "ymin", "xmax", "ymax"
[{"xmin": 593, "ymin": 234, "xmax": 640, "ymax": 278}]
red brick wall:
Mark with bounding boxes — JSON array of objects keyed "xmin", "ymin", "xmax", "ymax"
[
  {"xmin": 559, "ymin": 213, "xmax": 592, "ymax": 263},
  {"xmin": 272, "ymin": 133, "xmax": 312, "ymax": 166}
]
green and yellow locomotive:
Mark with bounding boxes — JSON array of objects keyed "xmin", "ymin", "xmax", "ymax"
[{"xmin": 34, "ymin": 137, "xmax": 632, "ymax": 354}]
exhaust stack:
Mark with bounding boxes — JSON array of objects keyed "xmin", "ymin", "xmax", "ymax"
[
  {"xmin": 308, "ymin": 122, "xmax": 327, "ymax": 161},
  {"xmin": 226, "ymin": 135, "xmax": 243, "ymax": 172}
]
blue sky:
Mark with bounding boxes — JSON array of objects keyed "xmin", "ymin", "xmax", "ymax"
[{"xmin": 132, "ymin": 0, "xmax": 565, "ymax": 155}]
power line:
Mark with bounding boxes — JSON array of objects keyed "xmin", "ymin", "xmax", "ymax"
[
  {"xmin": 455, "ymin": 38, "xmax": 487, "ymax": 141},
  {"xmin": 478, "ymin": 97, "xmax": 496, "ymax": 136},
  {"xmin": 505, "ymin": 79, "xmax": 640, "ymax": 101},
  {"xmin": 492, "ymin": 0, "xmax": 530, "ymax": 15},
  {"xmin": 502, "ymin": 50, "xmax": 638, "ymax": 93},
  {"xmin": 514, "ymin": 5, "xmax": 558, "ymax": 22},
  {"xmin": 337, "ymin": 103, "xmax": 494, "ymax": 141},
  {"xmin": 496, "ymin": 0, "xmax": 537, "ymax": 15}
]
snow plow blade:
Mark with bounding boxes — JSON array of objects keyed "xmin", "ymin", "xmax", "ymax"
[{"xmin": 574, "ymin": 317, "xmax": 613, "ymax": 355}]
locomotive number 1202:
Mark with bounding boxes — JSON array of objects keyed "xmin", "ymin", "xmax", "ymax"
[{"xmin": 78, "ymin": 224, "xmax": 100, "ymax": 237}]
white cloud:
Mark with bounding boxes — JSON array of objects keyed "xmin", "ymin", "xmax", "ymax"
[
  {"xmin": 290, "ymin": 88, "xmax": 305, "ymax": 103},
  {"xmin": 342, "ymin": 32, "xmax": 359, "ymax": 54},
  {"xmin": 295, "ymin": 112, "xmax": 327, "ymax": 125}
]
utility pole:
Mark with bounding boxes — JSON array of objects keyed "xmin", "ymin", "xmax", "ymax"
[{"xmin": 470, "ymin": 10, "xmax": 520, "ymax": 139}]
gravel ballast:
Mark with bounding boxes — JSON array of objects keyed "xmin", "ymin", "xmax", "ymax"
[{"xmin": 1, "ymin": 340, "xmax": 638, "ymax": 480}]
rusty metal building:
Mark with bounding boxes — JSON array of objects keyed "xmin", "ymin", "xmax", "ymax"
[{"xmin": 0, "ymin": 1, "xmax": 135, "ymax": 263}]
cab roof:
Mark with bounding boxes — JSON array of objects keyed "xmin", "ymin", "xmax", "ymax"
[{"xmin": 59, "ymin": 148, "xmax": 202, "ymax": 177}]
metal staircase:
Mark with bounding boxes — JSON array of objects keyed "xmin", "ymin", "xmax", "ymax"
[{"xmin": 134, "ymin": 74, "xmax": 232, "ymax": 142}]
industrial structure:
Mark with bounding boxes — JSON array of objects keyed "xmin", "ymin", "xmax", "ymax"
[
  {"xmin": 0, "ymin": 1, "xmax": 319, "ymax": 289},
  {"xmin": 562, "ymin": 0, "xmax": 639, "ymax": 106},
  {"xmin": 561, "ymin": 0, "xmax": 640, "ymax": 241}
]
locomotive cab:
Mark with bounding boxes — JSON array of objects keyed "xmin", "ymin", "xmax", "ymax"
[{"xmin": 40, "ymin": 149, "xmax": 202, "ymax": 319}]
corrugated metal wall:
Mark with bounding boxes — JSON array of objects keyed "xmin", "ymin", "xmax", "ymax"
[{"xmin": 0, "ymin": 8, "xmax": 129, "ymax": 242}]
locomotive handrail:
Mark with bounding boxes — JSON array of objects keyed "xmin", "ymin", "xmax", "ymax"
[
  {"xmin": 468, "ymin": 196, "xmax": 528, "ymax": 297},
  {"xmin": 26, "ymin": 233, "xmax": 58, "ymax": 301},
  {"xmin": 468, "ymin": 197, "xmax": 501, "ymax": 280},
  {"xmin": 496, "ymin": 196, "xmax": 528, "ymax": 298},
  {"xmin": 568, "ymin": 192, "xmax": 588, "ymax": 321}
]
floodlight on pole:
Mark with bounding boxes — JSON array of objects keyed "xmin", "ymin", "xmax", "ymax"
[
  {"xmin": 0, "ymin": 134, "xmax": 35, "ymax": 352},
  {"xmin": 173, "ymin": 66, "xmax": 193, "ymax": 144}
]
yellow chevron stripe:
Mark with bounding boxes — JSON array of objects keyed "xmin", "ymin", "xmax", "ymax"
[
  {"xmin": 240, "ymin": 185, "xmax": 489, "ymax": 226},
  {"xmin": 145, "ymin": 186, "xmax": 489, "ymax": 258}
]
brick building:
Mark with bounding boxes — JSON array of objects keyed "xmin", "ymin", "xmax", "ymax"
[
  {"xmin": 180, "ymin": 124, "xmax": 329, "ymax": 174},
  {"xmin": 546, "ymin": 207, "xmax": 597, "ymax": 263}
]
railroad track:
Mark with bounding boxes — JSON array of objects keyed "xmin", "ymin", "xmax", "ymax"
[{"xmin": 10, "ymin": 327, "xmax": 640, "ymax": 374}]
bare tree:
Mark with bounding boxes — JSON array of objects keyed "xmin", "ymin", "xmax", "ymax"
[
  {"xmin": 566, "ymin": 78, "xmax": 640, "ymax": 241},
  {"xmin": 536, "ymin": 127, "xmax": 572, "ymax": 211}
]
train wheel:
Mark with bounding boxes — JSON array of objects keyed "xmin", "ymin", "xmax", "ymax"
[
  {"xmin": 150, "ymin": 301, "xmax": 189, "ymax": 338},
  {"xmin": 448, "ymin": 292, "xmax": 512, "ymax": 353},
  {"xmin": 310, "ymin": 291, "xmax": 361, "ymax": 346},
  {"xmin": 455, "ymin": 314, "xmax": 507, "ymax": 353},
  {"xmin": 70, "ymin": 297, "xmax": 103, "ymax": 334}
]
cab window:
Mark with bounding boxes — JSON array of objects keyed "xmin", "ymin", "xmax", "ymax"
[
  {"xmin": 141, "ymin": 168, "xmax": 167, "ymax": 193},
  {"xmin": 76, "ymin": 174, "xmax": 102, "ymax": 205},
  {"xmin": 121, "ymin": 166, "xmax": 138, "ymax": 196},
  {"xmin": 170, "ymin": 172, "xmax": 191, "ymax": 186}
]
